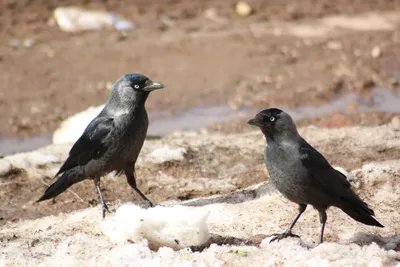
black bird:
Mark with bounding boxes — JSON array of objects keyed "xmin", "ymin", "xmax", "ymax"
[
  {"xmin": 248, "ymin": 108, "xmax": 383, "ymax": 244},
  {"xmin": 38, "ymin": 73, "xmax": 164, "ymax": 218}
]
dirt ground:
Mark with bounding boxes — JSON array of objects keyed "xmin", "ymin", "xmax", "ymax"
[
  {"xmin": 0, "ymin": 0, "xmax": 400, "ymax": 139},
  {"xmin": 1, "ymin": 0, "xmax": 400, "ymax": 225},
  {"xmin": 1, "ymin": 120, "xmax": 400, "ymax": 225}
]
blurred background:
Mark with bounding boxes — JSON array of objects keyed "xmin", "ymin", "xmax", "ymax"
[{"xmin": 0, "ymin": 0, "xmax": 400, "ymax": 154}]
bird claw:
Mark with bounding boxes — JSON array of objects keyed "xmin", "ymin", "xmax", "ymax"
[{"xmin": 269, "ymin": 231, "xmax": 300, "ymax": 243}]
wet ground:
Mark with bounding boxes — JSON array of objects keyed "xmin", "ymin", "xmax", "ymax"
[{"xmin": 2, "ymin": 87, "xmax": 400, "ymax": 155}]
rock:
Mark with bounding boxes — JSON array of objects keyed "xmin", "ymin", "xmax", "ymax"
[
  {"xmin": 371, "ymin": 46, "xmax": 381, "ymax": 58},
  {"xmin": 390, "ymin": 116, "xmax": 400, "ymax": 130},
  {"xmin": 146, "ymin": 145, "xmax": 187, "ymax": 164},
  {"xmin": 0, "ymin": 160, "xmax": 12, "ymax": 176},
  {"xmin": 235, "ymin": 1, "xmax": 253, "ymax": 17},
  {"xmin": 6, "ymin": 151, "xmax": 60, "ymax": 170},
  {"xmin": 53, "ymin": 7, "xmax": 134, "ymax": 32}
]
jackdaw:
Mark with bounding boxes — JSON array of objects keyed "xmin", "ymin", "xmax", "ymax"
[
  {"xmin": 38, "ymin": 73, "xmax": 164, "ymax": 218},
  {"xmin": 248, "ymin": 108, "xmax": 383, "ymax": 243}
]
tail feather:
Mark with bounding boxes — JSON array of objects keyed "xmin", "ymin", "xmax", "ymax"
[
  {"xmin": 38, "ymin": 167, "xmax": 86, "ymax": 202},
  {"xmin": 338, "ymin": 194, "xmax": 384, "ymax": 227}
]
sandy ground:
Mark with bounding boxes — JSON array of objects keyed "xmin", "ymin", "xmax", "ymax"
[
  {"xmin": 1, "ymin": 118, "xmax": 399, "ymax": 224},
  {"xmin": 1, "ymin": 120, "xmax": 400, "ymax": 265}
]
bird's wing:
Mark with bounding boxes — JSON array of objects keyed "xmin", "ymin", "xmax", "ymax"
[
  {"xmin": 299, "ymin": 140, "xmax": 381, "ymax": 224},
  {"xmin": 299, "ymin": 139, "xmax": 351, "ymax": 199},
  {"xmin": 55, "ymin": 116, "xmax": 115, "ymax": 176}
]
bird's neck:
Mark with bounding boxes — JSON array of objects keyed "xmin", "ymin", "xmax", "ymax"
[
  {"xmin": 107, "ymin": 89, "xmax": 150, "ymax": 110},
  {"xmin": 264, "ymin": 130, "xmax": 301, "ymax": 146}
]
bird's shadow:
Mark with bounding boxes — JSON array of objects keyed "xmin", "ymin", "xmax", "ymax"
[
  {"xmin": 181, "ymin": 182, "xmax": 275, "ymax": 207},
  {"xmin": 190, "ymin": 233, "xmax": 268, "ymax": 252},
  {"xmin": 190, "ymin": 232, "xmax": 400, "ymax": 253}
]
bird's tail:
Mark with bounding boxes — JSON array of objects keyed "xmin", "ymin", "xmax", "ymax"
[
  {"xmin": 337, "ymin": 193, "xmax": 384, "ymax": 227},
  {"xmin": 37, "ymin": 167, "xmax": 86, "ymax": 202}
]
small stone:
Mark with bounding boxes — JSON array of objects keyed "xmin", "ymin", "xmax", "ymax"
[
  {"xmin": 362, "ymin": 80, "xmax": 376, "ymax": 90},
  {"xmin": 263, "ymin": 167, "xmax": 269, "ymax": 177},
  {"xmin": 371, "ymin": 46, "xmax": 381, "ymax": 58},
  {"xmin": 106, "ymin": 82, "xmax": 113, "ymax": 91},
  {"xmin": 203, "ymin": 8, "xmax": 228, "ymax": 24},
  {"xmin": 23, "ymin": 38, "xmax": 36, "ymax": 48},
  {"xmin": 147, "ymin": 146, "xmax": 186, "ymax": 164},
  {"xmin": 390, "ymin": 116, "xmax": 400, "ymax": 130},
  {"xmin": 347, "ymin": 103, "xmax": 357, "ymax": 111},
  {"xmin": 390, "ymin": 78, "xmax": 399, "ymax": 89},
  {"xmin": 326, "ymin": 41, "xmax": 342, "ymax": 50},
  {"xmin": 236, "ymin": 1, "xmax": 253, "ymax": 17},
  {"xmin": 159, "ymin": 14, "xmax": 176, "ymax": 27}
]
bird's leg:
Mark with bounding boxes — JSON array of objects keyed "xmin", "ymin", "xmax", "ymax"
[
  {"xmin": 318, "ymin": 210, "xmax": 327, "ymax": 244},
  {"xmin": 270, "ymin": 204, "xmax": 307, "ymax": 243},
  {"xmin": 125, "ymin": 169, "xmax": 154, "ymax": 207},
  {"xmin": 93, "ymin": 177, "xmax": 110, "ymax": 218}
]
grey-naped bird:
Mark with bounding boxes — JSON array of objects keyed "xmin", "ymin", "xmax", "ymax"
[
  {"xmin": 248, "ymin": 108, "xmax": 383, "ymax": 243},
  {"xmin": 38, "ymin": 73, "xmax": 164, "ymax": 218}
]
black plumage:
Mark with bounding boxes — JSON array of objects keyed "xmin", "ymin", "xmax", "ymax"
[
  {"xmin": 248, "ymin": 108, "xmax": 383, "ymax": 243},
  {"xmin": 38, "ymin": 73, "xmax": 164, "ymax": 218}
]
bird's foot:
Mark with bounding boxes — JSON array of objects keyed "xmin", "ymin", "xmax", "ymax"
[
  {"xmin": 269, "ymin": 231, "xmax": 300, "ymax": 243},
  {"xmin": 147, "ymin": 200, "xmax": 154, "ymax": 208},
  {"xmin": 101, "ymin": 202, "xmax": 112, "ymax": 219}
]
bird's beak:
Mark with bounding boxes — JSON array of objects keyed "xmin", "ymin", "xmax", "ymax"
[
  {"xmin": 143, "ymin": 80, "xmax": 165, "ymax": 91},
  {"xmin": 248, "ymin": 115, "xmax": 261, "ymax": 127}
]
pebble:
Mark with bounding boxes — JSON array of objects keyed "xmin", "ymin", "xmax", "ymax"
[
  {"xmin": 326, "ymin": 41, "xmax": 342, "ymax": 50},
  {"xmin": 371, "ymin": 46, "xmax": 381, "ymax": 58},
  {"xmin": 236, "ymin": 1, "xmax": 253, "ymax": 17}
]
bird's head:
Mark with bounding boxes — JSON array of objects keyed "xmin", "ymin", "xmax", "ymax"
[
  {"xmin": 120, "ymin": 73, "xmax": 165, "ymax": 92},
  {"xmin": 248, "ymin": 108, "xmax": 298, "ymax": 141},
  {"xmin": 109, "ymin": 73, "xmax": 164, "ymax": 107}
]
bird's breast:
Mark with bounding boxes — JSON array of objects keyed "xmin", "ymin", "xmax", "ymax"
[{"xmin": 265, "ymin": 145, "xmax": 310, "ymax": 202}]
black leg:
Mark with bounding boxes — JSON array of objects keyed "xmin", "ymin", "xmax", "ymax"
[
  {"xmin": 93, "ymin": 177, "xmax": 110, "ymax": 219},
  {"xmin": 270, "ymin": 204, "xmax": 307, "ymax": 243},
  {"xmin": 318, "ymin": 210, "xmax": 327, "ymax": 244},
  {"xmin": 125, "ymin": 168, "xmax": 154, "ymax": 207}
]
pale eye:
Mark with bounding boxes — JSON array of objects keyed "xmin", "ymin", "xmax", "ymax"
[
  {"xmin": 134, "ymin": 84, "xmax": 139, "ymax": 89},
  {"xmin": 270, "ymin": 116, "xmax": 275, "ymax": 122}
]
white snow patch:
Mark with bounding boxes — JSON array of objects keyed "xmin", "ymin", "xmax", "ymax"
[
  {"xmin": 101, "ymin": 204, "xmax": 210, "ymax": 250},
  {"xmin": 53, "ymin": 105, "xmax": 104, "ymax": 144},
  {"xmin": 147, "ymin": 145, "xmax": 187, "ymax": 164}
]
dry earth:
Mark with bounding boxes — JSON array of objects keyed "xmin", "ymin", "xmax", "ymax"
[
  {"xmin": 1, "ymin": 120, "xmax": 400, "ymax": 265},
  {"xmin": 1, "ymin": 119, "xmax": 400, "ymax": 265}
]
